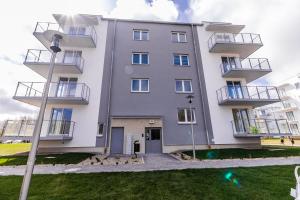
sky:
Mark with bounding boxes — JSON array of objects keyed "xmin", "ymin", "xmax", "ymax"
[{"xmin": 0, "ymin": 0, "xmax": 299, "ymax": 120}]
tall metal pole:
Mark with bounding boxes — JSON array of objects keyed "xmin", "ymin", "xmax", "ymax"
[
  {"xmin": 187, "ymin": 95, "xmax": 196, "ymax": 160},
  {"xmin": 19, "ymin": 34, "xmax": 62, "ymax": 200}
]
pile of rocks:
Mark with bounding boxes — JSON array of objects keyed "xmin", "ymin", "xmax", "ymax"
[
  {"xmin": 79, "ymin": 154, "xmax": 144, "ymax": 166},
  {"xmin": 171, "ymin": 152, "xmax": 193, "ymax": 161}
]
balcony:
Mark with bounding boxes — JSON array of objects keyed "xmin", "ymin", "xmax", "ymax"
[
  {"xmin": 24, "ymin": 49, "xmax": 84, "ymax": 78},
  {"xmin": 13, "ymin": 82, "xmax": 90, "ymax": 106},
  {"xmin": 33, "ymin": 22, "xmax": 97, "ymax": 48},
  {"xmin": 220, "ymin": 58, "xmax": 271, "ymax": 82},
  {"xmin": 232, "ymin": 118, "xmax": 292, "ymax": 138},
  {"xmin": 0, "ymin": 120, "xmax": 74, "ymax": 141},
  {"xmin": 208, "ymin": 33, "xmax": 263, "ymax": 58},
  {"xmin": 217, "ymin": 86, "xmax": 280, "ymax": 107}
]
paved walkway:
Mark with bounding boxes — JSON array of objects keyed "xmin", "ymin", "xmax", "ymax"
[{"xmin": 1, "ymin": 154, "xmax": 300, "ymax": 176}]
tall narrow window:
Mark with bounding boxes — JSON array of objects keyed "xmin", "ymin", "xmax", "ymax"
[
  {"xmin": 49, "ymin": 108, "xmax": 73, "ymax": 135},
  {"xmin": 131, "ymin": 79, "xmax": 149, "ymax": 92},
  {"xmin": 133, "ymin": 30, "xmax": 149, "ymax": 40},
  {"xmin": 173, "ymin": 54, "xmax": 189, "ymax": 66},
  {"xmin": 132, "ymin": 53, "xmax": 149, "ymax": 64},
  {"xmin": 172, "ymin": 32, "xmax": 187, "ymax": 42},
  {"xmin": 177, "ymin": 108, "xmax": 196, "ymax": 123},
  {"xmin": 175, "ymin": 80, "xmax": 193, "ymax": 93}
]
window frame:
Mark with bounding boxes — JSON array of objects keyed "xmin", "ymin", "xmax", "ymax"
[
  {"xmin": 171, "ymin": 31, "xmax": 187, "ymax": 43},
  {"xmin": 131, "ymin": 79, "xmax": 150, "ymax": 93},
  {"xmin": 175, "ymin": 79, "xmax": 193, "ymax": 93},
  {"xmin": 132, "ymin": 52, "xmax": 149, "ymax": 65},
  {"xmin": 177, "ymin": 108, "xmax": 196, "ymax": 124},
  {"xmin": 133, "ymin": 29, "xmax": 149, "ymax": 41},
  {"xmin": 173, "ymin": 54, "xmax": 190, "ymax": 66}
]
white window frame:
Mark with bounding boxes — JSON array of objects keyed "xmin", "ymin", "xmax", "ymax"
[
  {"xmin": 132, "ymin": 53, "xmax": 149, "ymax": 65},
  {"xmin": 177, "ymin": 108, "xmax": 196, "ymax": 124},
  {"xmin": 175, "ymin": 80, "xmax": 193, "ymax": 93},
  {"xmin": 131, "ymin": 79, "xmax": 149, "ymax": 93},
  {"xmin": 172, "ymin": 32, "xmax": 187, "ymax": 43},
  {"xmin": 133, "ymin": 29, "xmax": 149, "ymax": 41},
  {"xmin": 174, "ymin": 54, "xmax": 190, "ymax": 66}
]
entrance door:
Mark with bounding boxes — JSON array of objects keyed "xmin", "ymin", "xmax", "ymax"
[
  {"xmin": 145, "ymin": 128, "xmax": 162, "ymax": 153},
  {"xmin": 111, "ymin": 127, "xmax": 124, "ymax": 154}
]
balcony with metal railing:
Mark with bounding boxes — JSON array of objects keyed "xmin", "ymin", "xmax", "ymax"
[
  {"xmin": 33, "ymin": 22, "xmax": 97, "ymax": 48},
  {"xmin": 217, "ymin": 85, "xmax": 280, "ymax": 107},
  {"xmin": 208, "ymin": 33, "xmax": 263, "ymax": 58},
  {"xmin": 220, "ymin": 58, "xmax": 272, "ymax": 82},
  {"xmin": 231, "ymin": 118, "xmax": 292, "ymax": 137},
  {"xmin": 13, "ymin": 82, "xmax": 90, "ymax": 106},
  {"xmin": 24, "ymin": 49, "xmax": 84, "ymax": 78},
  {"xmin": 0, "ymin": 120, "xmax": 75, "ymax": 141}
]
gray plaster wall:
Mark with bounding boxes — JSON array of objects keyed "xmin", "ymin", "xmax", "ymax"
[{"xmin": 98, "ymin": 20, "xmax": 214, "ymax": 147}]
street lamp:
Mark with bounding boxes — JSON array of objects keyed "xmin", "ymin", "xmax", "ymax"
[
  {"xmin": 19, "ymin": 34, "xmax": 63, "ymax": 200},
  {"xmin": 186, "ymin": 95, "xmax": 196, "ymax": 160}
]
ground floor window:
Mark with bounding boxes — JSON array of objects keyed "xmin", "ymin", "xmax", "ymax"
[
  {"xmin": 290, "ymin": 124, "xmax": 299, "ymax": 134},
  {"xmin": 177, "ymin": 108, "xmax": 196, "ymax": 124}
]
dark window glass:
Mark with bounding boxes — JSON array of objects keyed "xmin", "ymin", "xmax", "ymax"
[
  {"xmin": 133, "ymin": 31, "xmax": 140, "ymax": 40},
  {"xmin": 174, "ymin": 55, "xmax": 180, "ymax": 65},
  {"xmin": 181, "ymin": 55, "xmax": 189, "ymax": 66},
  {"xmin": 133, "ymin": 54, "xmax": 140, "ymax": 64},
  {"xmin": 178, "ymin": 109, "xmax": 185, "ymax": 122},
  {"xmin": 151, "ymin": 129, "xmax": 161, "ymax": 140},
  {"xmin": 141, "ymin": 54, "xmax": 148, "ymax": 64}
]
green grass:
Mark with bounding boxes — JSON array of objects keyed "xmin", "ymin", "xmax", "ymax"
[
  {"xmin": 0, "ymin": 143, "xmax": 31, "ymax": 156},
  {"xmin": 184, "ymin": 148, "xmax": 300, "ymax": 160},
  {"xmin": 0, "ymin": 166, "xmax": 295, "ymax": 200},
  {"xmin": 0, "ymin": 153, "xmax": 94, "ymax": 166}
]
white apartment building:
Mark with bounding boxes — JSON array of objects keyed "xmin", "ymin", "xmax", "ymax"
[
  {"xmin": 254, "ymin": 75, "xmax": 300, "ymax": 135},
  {"xmin": 0, "ymin": 14, "xmax": 292, "ymax": 154}
]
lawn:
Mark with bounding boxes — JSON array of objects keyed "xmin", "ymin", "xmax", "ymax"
[
  {"xmin": 0, "ymin": 166, "xmax": 295, "ymax": 200},
  {"xmin": 184, "ymin": 147, "xmax": 300, "ymax": 160},
  {"xmin": 0, "ymin": 153, "xmax": 94, "ymax": 166},
  {"xmin": 0, "ymin": 143, "xmax": 31, "ymax": 156}
]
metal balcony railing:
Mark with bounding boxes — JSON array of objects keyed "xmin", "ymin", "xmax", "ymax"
[
  {"xmin": 24, "ymin": 49, "xmax": 85, "ymax": 72},
  {"xmin": 220, "ymin": 58, "xmax": 271, "ymax": 75},
  {"xmin": 217, "ymin": 86, "xmax": 280, "ymax": 103},
  {"xmin": 34, "ymin": 22, "xmax": 97, "ymax": 45},
  {"xmin": 208, "ymin": 32, "xmax": 262, "ymax": 49},
  {"xmin": 1, "ymin": 120, "xmax": 75, "ymax": 140},
  {"xmin": 231, "ymin": 118, "xmax": 291, "ymax": 136},
  {"xmin": 14, "ymin": 82, "xmax": 90, "ymax": 102}
]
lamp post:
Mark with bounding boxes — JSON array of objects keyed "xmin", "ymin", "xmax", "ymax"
[
  {"xmin": 19, "ymin": 34, "xmax": 63, "ymax": 200},
  {"xmin": 186, "ymin": 95, "xmax": 196, "ymax": 160}
]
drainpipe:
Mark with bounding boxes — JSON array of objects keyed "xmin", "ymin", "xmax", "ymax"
[
  {"xmin": 191, "ymin": 24, "xmax": 211, "ymax": 148},
  {"xmin": 104, "ymin": 19, "xmax": 117, "ymax": 153}
]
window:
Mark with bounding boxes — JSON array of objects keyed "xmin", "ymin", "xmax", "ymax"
[
  {"xmin": 56, "ymin": 77, "xmax": 78, "ymax": 97},
  {"xmin": 133, "ymin": 30, "xmax": 149, "ymax": 40},
  {"xmin": 291, "ymin": 124, "xmax": 299, "ymax": 134},
  {"xmin": 63, "ymin": 51, "xmax": 82, "ymax": 64},
  {"xmin": 172, "ymin": 32, "xmax": 187, "ymax": 42},
  {"xmin": 132, "ymin": 53, "xmax": 149, "ymax": 64},
  {"xmin": 295, "ymin": 82, "xmax": 300, "ymax": 89},
  {"xmin": 69, "ymin": 26, "xmax": 86, "ymax": 35},
  {"xmin": 98, "ymin": 123, "xmax": 104, "ymax": 136},
  {"xmin": 173, "ymin": 54, "xmax": 189, "ymax": 66},
  {"xmin": 177, "ymin": 108, "xmax": 196, "ymax": 123},
  {"xmin": 131, "ymin": 79, "xmax": 149, "ymax": 92},
  {"xmin": 49, "ymin": 108, "xmax": 73, "ymax": 135},
  {"xmin": 286, "ymin": 111, "xmax": 295, "ymax": 121},
  {"xmin": 175, "ymin": 80, "xmax": 193, "ymax": 93}
]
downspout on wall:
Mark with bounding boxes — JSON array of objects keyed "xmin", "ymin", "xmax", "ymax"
[
  {"xmin": 191, "ymin": 23, "xmax": 212, "ymax": 148},
  {"xmin": 104, "ymin": 19, "xmax": 117, "ymax": 152}
]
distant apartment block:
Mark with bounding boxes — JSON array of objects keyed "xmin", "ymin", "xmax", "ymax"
[{"xmin": 0, "ymin": 14, "xmax": 292, "ymax": 154}]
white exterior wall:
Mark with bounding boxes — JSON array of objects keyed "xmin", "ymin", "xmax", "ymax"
[
  {"xmin": 196, "ymin": 25, "xmax": 259, "ymax": 145},
  {"xmin": 39, "ymin": 20, "xmax": 108, "ymax": 148}
]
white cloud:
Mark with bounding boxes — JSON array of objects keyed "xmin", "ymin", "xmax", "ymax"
[
  {"xmin": 109, "ymin": 0, "xmax": 179, "ymax": 21},
  {"xmin": 187, "ymin": 0, "xmax": 300, "ymax": 85}
]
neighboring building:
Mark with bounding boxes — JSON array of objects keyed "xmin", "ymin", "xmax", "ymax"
[
  {"xmin": 254, "ymin": 75, "xmax": 300, "ymax": 135},
  {"xmin": 0, "ymin": 14, "xmax": 291, "ymax": 154}
]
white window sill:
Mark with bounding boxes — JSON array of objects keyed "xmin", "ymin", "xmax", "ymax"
[
  {"xmin": 177, "ymin": 122, "xmax": 197, "ymax": 125},
  {"xmin": 96, "ymin": 135, "xmax": 103, "ymax": 137}
]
